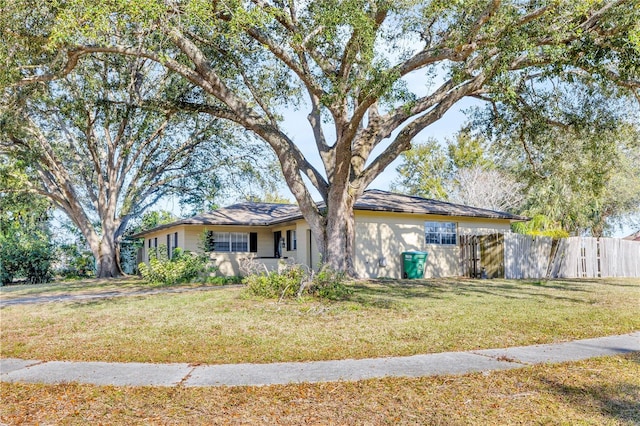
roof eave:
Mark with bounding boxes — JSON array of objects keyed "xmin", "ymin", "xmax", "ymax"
[{"xmin": 354, "ymin": 206, "xmax": 528, "ymax": 221}]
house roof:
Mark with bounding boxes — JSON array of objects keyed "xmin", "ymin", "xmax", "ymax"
[
  {"xmin": 623, "ymin": 231, "xmax": 640, "ymax": 241},
  {"xmin": 353, "ymin": 189, "xmax": 528, "ymax": 220},
  {"xmin": 131, "ymin": 189, "xmax": 528, "ymax": 238}
]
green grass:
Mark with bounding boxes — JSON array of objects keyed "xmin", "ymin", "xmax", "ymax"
[
  {"xmin": 0, "ymin": 277, "xmax": 218, "ymax": 300},
  {"xmin": 2, "ymin": 354, "xmax": 638, "ymax": 425},
  {"xmin": 1, "ymin": 277, "xmax": 638, "ymax": 364}
]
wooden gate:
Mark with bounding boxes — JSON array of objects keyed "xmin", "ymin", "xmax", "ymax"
[{"xmin": 459, "ymin": 234, "xmax": 505, "ymax": 278}]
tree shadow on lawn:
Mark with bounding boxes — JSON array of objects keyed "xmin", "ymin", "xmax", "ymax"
[
  {"xmin": 348, "ymin": 278, "xmax": 596, "ymax": 307},
  {"xmin": 539, "ymin": 362, "xmax": 640, "ymax": 424}
]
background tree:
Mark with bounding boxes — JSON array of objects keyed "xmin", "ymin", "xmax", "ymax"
[
  {"xmin": 3, "ymin": 1, "xmax": 639, "ymax": 274},
  {"xmin": 1, "ymin": 55, "xmax": 269, "ymax": 277},
  {"xmin": 391, "ymin": 138, "xmax": 449, "ymax": 200},
  {"xmin": 0, "ymin": 158, "xmax": 54, "ymax": 285},
  {"xmin": 393, "ymin": 131, "xmax": 524, "ymax": 211},
  {"xmin": 448, "ymin": 166, "xmax": 525, "ymax": 212},
  {"xmin": 480, "ymin": 84, "xmax": 640, "ymax": 236}
]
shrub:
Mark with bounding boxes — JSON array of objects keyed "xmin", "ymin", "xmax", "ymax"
[
  {"xmin": 243, "ymin": 264, "xmax": 308, "ymax": 299},
  {"xmin": 139, "ymin": 246, "xmax": 209, "ymax": 286},
  {"xmin": 243, "ymin": 264, "xmax": 351, "ymax": 301},
  {"xmin": 205, "ymin": 275, "xmax": 243, "ymax": 286},
  {"xmin": 0, "ymin": 234, "xmax": 53, "ymax": 285},
  {"xmin": 308, "ymin": 267, "xmax": 353, "ymax": 300},
  {"xmin": 57, "ymin": 244, "xmax": 95, "ymax": 279}
]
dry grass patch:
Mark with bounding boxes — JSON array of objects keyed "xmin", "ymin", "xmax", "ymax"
[
  {"xmin": 2, "ymin": 354, "xmax": 638, "ymax": 425},
  {"xmin": 1, "ymin": 278, "xmax": 639, "ymax": 364}
]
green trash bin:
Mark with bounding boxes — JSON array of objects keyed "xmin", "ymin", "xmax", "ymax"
[{"xmin": 402, "ymin": 251, "xmax": 428, "ymax": 279}]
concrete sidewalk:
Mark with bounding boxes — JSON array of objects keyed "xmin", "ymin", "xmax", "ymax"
[{"xmin": 2, "ymin": 332, "xmax": 638, "ymax": 387}]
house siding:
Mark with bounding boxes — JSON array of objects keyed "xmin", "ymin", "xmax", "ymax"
[
  {"xmin": 354, "ymin": 211, "xmax": 512, "ymax": 279},
  {"xmin": 139, "ymin": 211, "xmax": 513, "ymax": 279}
]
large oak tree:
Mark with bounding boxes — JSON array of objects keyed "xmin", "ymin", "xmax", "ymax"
[
  {"xmin": 1, "ymin": 55, "xmax": 252, "ymax": 277},
  {"xmin": 3, "ymin": 0, "xmax": 639, "ymax": 275}
]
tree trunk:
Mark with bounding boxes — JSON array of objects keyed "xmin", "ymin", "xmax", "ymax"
[
  {"xmin": 95, "ymin": 237, "xmax": 124, "ymax": 278},
  {"xmin": 320, "ymin": 186, "xmax": 357, "ymax": 277}
]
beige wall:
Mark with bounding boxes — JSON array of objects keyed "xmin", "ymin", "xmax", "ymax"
[
  {"xmin": 354, "ymin": 211, "xmax": 512, "ymax": 279},
  {"xmin": 141, "ymin": 226, "xmax": 188, "ymax": 263},
  {"xmin": 141, "ymin": 223, "xmax": 311, "ymax": 276},
  {"xmin": 271, "ymin": 223, "xmax": 302, "ymax": 261},
  {"xmin": 140, "ymin": 213, "xmax": 512, "ymax": 278},
  {"xmin": 294, "ymin": 222, "xmax": 323, "ymax": 270}
]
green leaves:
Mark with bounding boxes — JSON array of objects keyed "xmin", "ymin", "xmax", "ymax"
[
  {"xmin": 139, "ymin": 246, "xmax": 209, "ymax": 286},
  {"xmin": 0, "ymin": 158, "xmax": 54, "ymax": 285},
  {"xmin": 392, "ymin": 138, "xmax": 450, "ymax": 200},
  {"xmin": 481, "ymin": 80, "xmax": 640, "ymax": 236}
]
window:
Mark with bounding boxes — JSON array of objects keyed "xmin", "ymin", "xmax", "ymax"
[
  {"xmin": 149, "ymin": 237, "xmax": 157, "ymax": 260},
  {"xmin": 231, "ymin": 233, "xmax": 248, "ymax": 252},
  {"xmin": 204, "ymin": 231, "xmax": 249, "ymax": 252},
  {"xmin": 286, "ymin": 230, "xmax": 297, "ymax": 251},
  {"xmin": 167, "ymin": 232, "xmax": 179, "ymax": 258},
  {"xmin": 425, "ymin": 221, "xmax": 457, "ymax": 245}
]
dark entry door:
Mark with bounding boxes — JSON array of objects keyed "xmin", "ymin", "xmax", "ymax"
[{"xmin": 273, "ymin": 231, "xmax": 282, "ymax": 257}]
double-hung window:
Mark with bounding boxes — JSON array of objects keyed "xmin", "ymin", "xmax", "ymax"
[
  {"xmin": 205, "ymin": 231, "xmax": 249, "ymax": 252},
  {"xmin": 230, "ymin": 232, "xmax": 248, "ymax": 252},
  {"xmin": 424, "ymin": 222, "xmax": 457, "ymax": 245}
]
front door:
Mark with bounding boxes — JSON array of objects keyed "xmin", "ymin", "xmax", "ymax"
[{"xmin": 273, "ymin": 231, "xmax": 282, "ymax": 257}]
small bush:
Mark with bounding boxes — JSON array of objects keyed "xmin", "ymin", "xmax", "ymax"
[
  {"xmin": 243, "ymin": 264, "xmax": 351, "ymax": 300},
  {"xmin": 243, "ymin": 264, "xmax": 308, "ymax": 299},
  {"xmin": 308, "ymin": 267, "xmax": 353, "ymax": 300},
  {"xmin": 139, "ymin": 246, "xmax": 209, "ymax": 286},
  {"xmin": 205, "ymin": 275, "xmax": 243, "ymax": 286}
]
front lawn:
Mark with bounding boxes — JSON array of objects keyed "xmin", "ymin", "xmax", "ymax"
[
  {"xmin": 1, "ymin": 277, "xmax": 638, "ymax": 364},
  {"xmin": 2, "ymin": 354, "xmax": 638, "ymax": 425},
  {"xmin": 0, "ymin": 277, "xmax": 205, "ymax": 301}
]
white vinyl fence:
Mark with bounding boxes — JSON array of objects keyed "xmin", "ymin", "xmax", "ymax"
[{"xmin": 503, "ymin": 235, "xmax": 640, "ymax": 279}]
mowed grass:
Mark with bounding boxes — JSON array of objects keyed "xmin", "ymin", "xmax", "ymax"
[
  {"xmin": 0, "ymin": 277, "xmax": 201, "ymax": 300},
  {"xmin": 1, "ymin": 278, "xmax": 639, "ymax": 364},
  {"xmin": 2, "ymin": 354, "xmax": 638, "ymax": 425}
]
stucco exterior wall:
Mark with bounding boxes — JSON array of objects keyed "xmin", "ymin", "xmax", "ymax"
[
  {"xmin": 140, "ymin": 213, "xmax": 513, "ymax": 278},
  {"xmin": 141, "ymin": 226, "xmax": 188, "ymax": 263},
  {"xmin": 294, "ymin": 222, "xmax": 323, "ymax": 270},
  {"xmin": 354, "ymin": 211, "xmax": 512, "ymax": 279},
  {"xmin": 141, "ymin": 223, "xmax": 310, "ymax": 276}
]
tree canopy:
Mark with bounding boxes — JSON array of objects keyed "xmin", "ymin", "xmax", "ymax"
[
  {"xmin": 1, "ymin": 55, "xmax": 273, "ymax": 277},
  {"xmin": 2, "ymin": 0, "xmax": 639, "ymax": 274},
  {"xmin": 479, "ymin": 85, "xmax": 640, "ymax": 236},
  {"xmin": 0, "ymin": 157, "xmax": 54, "ymax": 284},
  {"xmin": 393, "ymin": 132, "xmax": 525, "ymax": 211}
]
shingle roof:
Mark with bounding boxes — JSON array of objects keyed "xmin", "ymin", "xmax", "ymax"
[
  {"xmin": 130, "ymin": 202, "xmax": 300, "ymax": 237},
  {"xmin": 356, "ymin": 189, "xmax": 528, "ymax": 220},
  {"xmin": 131, "ymin": 189, "xmax": 527, "ymax": 237}
]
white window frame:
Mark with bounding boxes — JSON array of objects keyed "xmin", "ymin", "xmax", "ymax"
[
  {"xmin": 424, "ymin": 221, "xmax": 457, "ymax": 245},
  {"xmin": 205, "ymin": 231, "xmax": 249, "ymax": 253}
]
